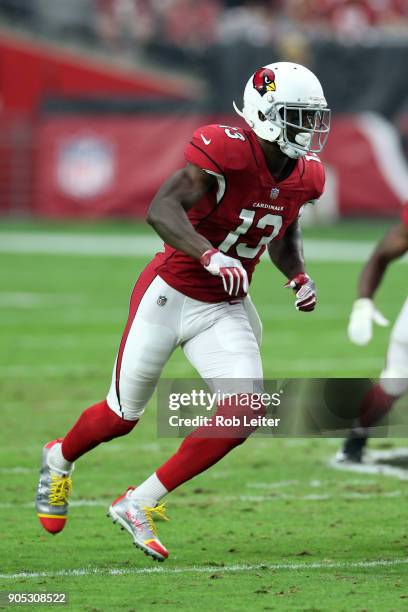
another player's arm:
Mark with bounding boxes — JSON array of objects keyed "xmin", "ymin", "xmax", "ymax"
[
  {"xmin": 267, "ymin": 217, "xmax": 305, "ymax": 279},
  {"xmin": 358, "ymin": 222, "xmax": 408, "ymax": 298},
  {"xmin": 348, "ymin": 222, "xmax": 408, "ymax": 345},
  {"xmin": 267, "ymin": 218, "xmax": 316, "ymax": 312},
  {"xmin": 146, "ymin": 164, "xmax": 215, "ymax": 259}
]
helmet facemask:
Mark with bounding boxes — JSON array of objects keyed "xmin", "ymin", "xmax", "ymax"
[{"xmin": 273, "ymin": 103, "xmax": 331, "ymax": 159}]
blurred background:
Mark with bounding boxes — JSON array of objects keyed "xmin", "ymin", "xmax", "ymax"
[{"xmin": 0, "ymin": 0, "xmax": 407, "ymax": 220}]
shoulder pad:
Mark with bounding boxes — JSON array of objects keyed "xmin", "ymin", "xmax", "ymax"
[
  {"xmin": 184, "ymin": 124, "xmax": 250, "ymax": 174},
  {"xmin": 303, "ymin": 154, "xmax": 325, "ymax": 200}
]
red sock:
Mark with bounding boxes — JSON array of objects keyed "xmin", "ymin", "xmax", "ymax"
[
  {"xmin": 359, "ymin": 384, "xmax": 397, "ymax": 429},
  {"xmin": 61, "ymin": 400, "xmax": 137, "ymax": 462},
  {"xmin": 157, "ymin": 397, "xmax": 263, "ymax": 492}
]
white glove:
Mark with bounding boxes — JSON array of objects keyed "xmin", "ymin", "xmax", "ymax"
[
  {"xmin": 347, "ymin": 298, "xmax": 389, "ymax": 345},
  {"xmin": 200, "ymin": 248, "xmax": 248, "ymax": 296}
]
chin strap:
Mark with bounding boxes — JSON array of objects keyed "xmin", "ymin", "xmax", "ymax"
[
  {"xmin": 278, "ymin": 132, "xmax": 311, "ymax": 159},
  {"xmin": 278, "ymin": 140, "xmax": 305, "ymax": 159}
]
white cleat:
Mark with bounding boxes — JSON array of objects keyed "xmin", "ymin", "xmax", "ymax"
[{"xmin": 108, "ymin": 487, "xmax": 169, "ymax": 562}]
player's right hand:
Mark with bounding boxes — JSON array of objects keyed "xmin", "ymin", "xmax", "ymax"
[
  {"xmin": 200, "ymin": 248, "xmax": 248, "ymax": 296},
  {"xmin": 347, "ymin": 298, "xmax": 389, "ymax": 345}
]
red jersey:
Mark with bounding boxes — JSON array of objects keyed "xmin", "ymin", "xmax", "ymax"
[
  {"xmin": 402, "ymin": 203, "xmax": 408, "ymax": 228},
  {"xmin": 151, "ymin": 124, "xmax": 325, "ymax": 302}
]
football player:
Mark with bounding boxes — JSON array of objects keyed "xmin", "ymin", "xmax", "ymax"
[
  {"xmin": 337, "ymin": 204, "xmax": 408, "ymax": 462},
  {"xmin": 36, "ymin": 62, "xmax": 330, "ymax": 561}
]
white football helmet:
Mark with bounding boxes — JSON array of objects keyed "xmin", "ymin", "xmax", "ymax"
[{"xmin": 233, "ymin": 62, "xmax": 331, "ymax": 159}]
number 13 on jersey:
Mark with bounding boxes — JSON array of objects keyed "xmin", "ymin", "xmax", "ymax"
[{"xmin": 218, "ymin": 209, "xmax": 283, "ymax": 259}]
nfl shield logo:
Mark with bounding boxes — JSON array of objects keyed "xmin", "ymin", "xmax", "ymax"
[
  {"xmin": 270, "ymin": 187, "xmax": 280, "ymax": 199},
  {"xmin": 157, "ymin": 296, "xmax": 167, "ymax": 307},
  {"xmin": 57, "ymin": 137, "xmax": 115, "ymax": 199}
]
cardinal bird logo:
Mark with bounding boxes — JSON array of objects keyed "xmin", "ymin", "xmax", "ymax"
[{"xmin": 252, "ymin": 67, "xmax": 276, "ymax": 96}]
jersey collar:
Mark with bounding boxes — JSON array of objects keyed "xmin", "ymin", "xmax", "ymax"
[{"xmin": 247, "ymin": 129, "xmax": 303, "ymax": 187}]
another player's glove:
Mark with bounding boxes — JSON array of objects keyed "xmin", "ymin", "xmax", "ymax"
[
  {"xmin": 284, "ymin": 273, "xmax": 316, "ymax": 312},
  {"xmin": 347, "ymin": 298, "xmax": 389, "ymax": 345},
  {"xmin": 200, "ymin": 248, "xmax": 248, "ymax": 296}
]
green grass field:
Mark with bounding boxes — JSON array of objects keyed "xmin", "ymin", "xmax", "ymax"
[{"xmin": 1, "ymin": 220, "xmax": 408, "ymax": 611}]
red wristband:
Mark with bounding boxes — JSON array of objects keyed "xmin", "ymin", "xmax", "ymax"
[
  {"xmin": 284, "ymin": 272, "xmax": 309, "ymax": 289},
  {"xmin": 200, "ymin": 248, "xmax": 219, "ymax": 267}
]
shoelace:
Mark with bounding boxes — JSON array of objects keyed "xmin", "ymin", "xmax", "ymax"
[
  {"xmin": 48, "ymin": 474, "xmax": 72, "ymax": 506},
  {"xmin": 143, "ymin": 503, "xmax": 169, "ymax": 536}
]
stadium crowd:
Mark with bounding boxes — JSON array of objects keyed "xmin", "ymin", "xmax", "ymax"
[
  {"xmin": 95, "ymin": 0, "xmax": 408, "ymax": 55},
  {"xmin": 1, "ymin": 0, "xmax": 408, "ymax": 61}
]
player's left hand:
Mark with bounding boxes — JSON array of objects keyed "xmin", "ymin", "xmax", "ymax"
[{"xmin": 284, "ymin": 273, "xmax": 317, "ymax": 312}]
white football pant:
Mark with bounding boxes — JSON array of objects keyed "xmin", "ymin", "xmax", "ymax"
[
  {"xmin": 107, "ymin": 272, "xmax": 263, "ymax": 420},
  {"xmin": 380, "ymin": 298, "xmax": 408, "ymax": 396}
]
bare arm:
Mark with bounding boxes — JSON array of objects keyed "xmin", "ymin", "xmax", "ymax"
[
  {"xmin": 146, "ymin": 164, "xmax": 217, "ymax": 260},
  {"xmin": 348, "ymin": 222, "xmax": 408, "ymax": 344},
  {"xmin": 267, "ymin": 218, "xmax": 305, "ymax": 279},
  {"xmin": 358, "ymin": 222, "xmax": 408, "ymax": 298}
]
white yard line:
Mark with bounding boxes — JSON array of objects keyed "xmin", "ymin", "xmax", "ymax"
[
  {"xmin": 237, "ymin": 491, "xmax": 403, "ymax": 501},
  {"xmin": 262, "ymin": 357, "xmax": 385, "ymax": 372},
  {"xmin": 247, "ymin": 480, "xmax": 299, "ymax": 489},
  {"xmin": 370, "ymin": 448, "xmax": 408, "ymax": 460},
  {"xmin": 247, "ymin": 478, "xmax": 376, "ymax": 489},
  {"xmin": 0, "ymin": 308, "xmax": 125, "ymax": 321},
  {"xmin": 15, "ymin": 337, "xmax": 85, "ymax": 349},
  {"xmin": 1, "ymin": 489, "xmax": 405, "ymax": 510},
  {"xmin": 328, "ymin": 448, "xmax": 408, "ymax": 480},
  {"xmin": 0, "ymin": 467, "xmax": 36, "ymax": 474},
  {"xmin": 0, "ymin": 365, "xmax": 104, "ymax": 377},
  {"xmin": 0, "ymin": 233, "xmax": 162, "ymax": 257},
  {"xmin": 1, "ymin": 232, "xmax": 407, "ymax": 263},
  {"xmin": 0, "ymin": 292, "xmax": 86, "ymax": 308},
  {"xmin": 0, "ymin": 355, "xmax": 386, "ymax": 377},
  {"xmin": 1, "ymin": 557, "xmax": 408, "ymax": 580}
]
